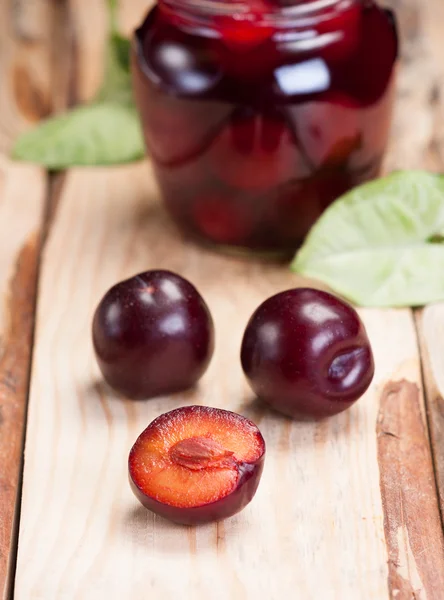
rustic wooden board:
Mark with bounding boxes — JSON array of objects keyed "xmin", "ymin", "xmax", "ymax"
[
  {"xmin": 12, "ymin": 165, "xmax": 444, "ymax": 599},
  {"xmin": 0, "ymin": 159, "xmax": 46, "ymax": 599},
  {"xmin": 9, "ymin": 0, "xmax": 444, "ymax": 598},
  {"xmin": 383, "ymin": 0, "xmax": 444, "ymax": 173},
  {"xmin": 400, "ymin": 0, "xmax": 444, "ymax": 531},
  {"xmin": 416, "ymin": 307, "xmax": 444, "ymax": 517},
  {"xmin": 0, "ymin": 0, "xmax": 74, "ymax": 153},
  {"xmin": 68, "ymin": 0, "xmax": 150, "ymax": 102},
  {"xmin": 0, "ymin": 2, "xmax": 70, "ymax": 597}
]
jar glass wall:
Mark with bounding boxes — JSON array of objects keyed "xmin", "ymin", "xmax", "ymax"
[{"xmin": 132, "ymin": 0, "xmax": 398, "ymax": 256}]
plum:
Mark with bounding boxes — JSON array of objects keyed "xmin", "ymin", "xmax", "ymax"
[
  {"xmin": 128, "ymin": 405, "xmax": 265, "ymax": 524},
  {"xmin": 241, "ymin": 288, "xmax": 374, "ymax": 419},
  {"xmin": 92, "ymin": 270, "xmax": 214, "ymax": 399}
]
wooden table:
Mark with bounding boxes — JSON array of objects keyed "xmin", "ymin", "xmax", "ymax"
[{"xmin": 1, "ymin": 1, "xmax": 444, "ymax": 598}]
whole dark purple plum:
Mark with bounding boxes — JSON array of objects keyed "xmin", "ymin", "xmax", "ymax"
[
  {"xmin": 93, "ymin": 270, "xmax": 214, "ymax": 399},
  {"xmin": 241, "ymin": 288, "xmax": 374, "ymax": 419}
]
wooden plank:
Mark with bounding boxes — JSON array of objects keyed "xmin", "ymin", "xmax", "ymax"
[
  {"xmin": 12, "ymin": 0, "xmax": 444, "ymax": 598},
  {"xmin": 0, "ymin": 1, "xmax": 81, "ymax": 596},
  {"xmin": 377, "ymin": 377, "xmax": 444, "ymax": 598},
  {"xmin": 0, "ymin": 0, "xmax": 74, "ymax": 154},
  {"xmin": 12, "ymin": 164, "xmax": 444, "ymax": 599},
  {"xmin": 415, "ymin": 307, "xmax": 444, "ymax": 517},
  {"xmin": 0, "ymin": 0, "xmax": 52, "ymax": 152},
  {"xmin": 117, "ymin": 0, "xmax": 153, "ymax": 36},
  {"xmin": 383, "ymin": 0, "xmax": 444, "ymax": 172},
  {"xmin": 0, "ymin": 2, "xmax": 73, "ymax": 596},
  {"xmin": 0, "ymin": 159, "xmax": 46, "ymax": 599},
  {"xmin": 68, "ymin": 0, "xmax": 108, "ymax": 103},
  {"xmin": 368, "ymin": 0, "xmax": 444, "ymax": 578},
  {"xmin": 67, "ymin": 0, "xmax": 152, "ymax": 102},
  {"xmin": 390, "ymin": 0, "xmax": 444, "ymax": 533}
]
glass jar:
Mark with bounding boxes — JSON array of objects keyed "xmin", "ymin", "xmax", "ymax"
[{"xmin": 132, "ymin": 0, "xmax": 398, "ymax": 256}]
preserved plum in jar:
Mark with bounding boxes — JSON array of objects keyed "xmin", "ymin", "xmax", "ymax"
[{"xmin": 132, "ymin": 0, "xmax": 398, "ymax": 255}]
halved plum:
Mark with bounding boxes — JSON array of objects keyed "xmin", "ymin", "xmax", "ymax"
[{"xmin": 128, "ymin": 405, "xmax": 266, "ymax": 524}]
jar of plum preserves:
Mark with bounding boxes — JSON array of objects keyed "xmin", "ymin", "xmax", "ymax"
[{"xmin": 132, "ymin": 0, "xmax": 398, "ymax": 256}]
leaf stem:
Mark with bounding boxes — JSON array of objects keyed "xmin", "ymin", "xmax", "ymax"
[{"xmin": 108, "ymin": 0, "xmax": 119, "ymax": 35}]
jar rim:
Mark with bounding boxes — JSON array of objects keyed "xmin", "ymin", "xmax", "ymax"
[{"xmin": 159, "ymin": 0, "xmax": 360, "ymax": 30}]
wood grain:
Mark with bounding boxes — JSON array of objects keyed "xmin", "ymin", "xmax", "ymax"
[
  {"xmin": 381, "ymin": 1, "xmax": 444, "ymax": 567},
  {"xmin": 384, "ymin": 0, "xmax": 444, "ymax": 172},
  {"xmin": 0, "ymin": 0, "xmax": 74, "ymax": 153},
  {"xmin": 67, "ymin": 0, "xmax": 152, "ymax": 103},
  {"xmin": 10, "ymin": 0, "xmax": 444, "ymax": 598},
  {"xmin": 377, "ymin": 380, "xmax": 444, "ymax": 598},
  {"xmin": 12, "ymin": 164, "xmax": 443, "ymax": 600},
  {"xmin": 117, "ymin": 0, "xmax": 153, "ymax": 36},
  {"xmin": 0, "ymin": 2, "xmax": 79, "ymax": 597},
  {"xmin": 68, "ymin": 0, "xmax": 108, "ymax": 104},
  {"xmin": 0, "ymin": 159, "xmax": 46, "ymax": 599},
  {"xmin": 415, "ymin": 307, "xmax": 444, "ymax": 518},
  {"xmin": 387, "ymin": 0, "xmax": 444, "ymax": 545}
]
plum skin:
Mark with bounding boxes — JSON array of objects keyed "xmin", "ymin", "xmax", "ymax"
[
  {"xmin": 92, "ymin": 270, "xmax": 214, "ymax": 399},
  {"xmin": 241, "ymin": 288, "xmax": 374, "ymax": 419},
  {"xmin": 129, "ymin": 459, "xmax": 264, "ymax": 525}
]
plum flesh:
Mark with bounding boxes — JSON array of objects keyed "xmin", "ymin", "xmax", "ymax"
[{"xmin": 128, "ymin": 405, "xmax": 266, "ymax": 524}]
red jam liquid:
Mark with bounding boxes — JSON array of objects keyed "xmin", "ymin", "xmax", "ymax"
[{"xmin": 132, "ymin": 0, "xmax": 398, "ymax": 255}]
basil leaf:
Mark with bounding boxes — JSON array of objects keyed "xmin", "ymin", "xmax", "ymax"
[
  {"xmin": 11, "ymin": 102, "xmax": 144, "ymax": 169},
  {"xmin": 291, "ymin": 171, "xmax": 444, "ymax": 307}
]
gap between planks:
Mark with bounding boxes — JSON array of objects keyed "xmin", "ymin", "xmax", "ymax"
[
  {"xmin": 6, "ymin": 2, "xmax": 440, "ymax": 600},
  {"xmin": 0, "ymin": 1, "xmax": 146, "ymax": 596}
]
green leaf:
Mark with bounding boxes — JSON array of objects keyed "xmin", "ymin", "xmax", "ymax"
[
  {"xmin": 12, "ymin": 102, "xmax": 144, "ymax": 169},
  {"xmin": 291, "ymin": 171, "xmax": 444, "ymax": 307}
]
